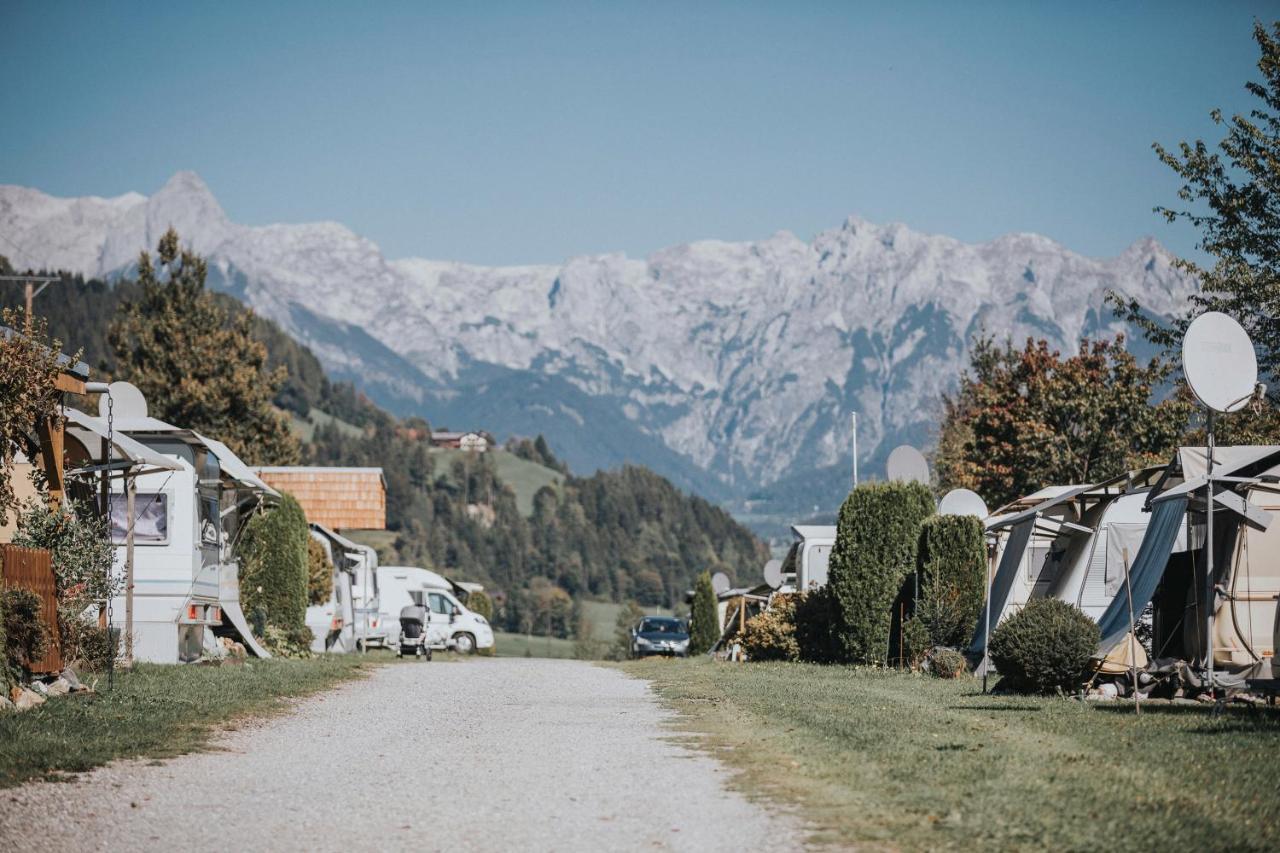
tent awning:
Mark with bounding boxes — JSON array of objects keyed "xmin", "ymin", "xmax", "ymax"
[
  {"xmin": 970, "ymin": 517, "xmax": 1035, "ymax": 656},
  {"xmin": 64, "ymin": 409, "xmax": 184, "ymax": 476},
  {"xmin": 1096, "ymin": 496, "xmax": 1189, "ymax": 654}
]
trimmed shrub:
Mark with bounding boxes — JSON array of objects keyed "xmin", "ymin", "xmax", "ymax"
[
  {"xmin": 989, "ymin": 598, "xmax": 1099, "ymax": 694},
  {"xmin": 466, "ymin": 589, "xmax": 494, "ymax": 621},
  {"xmin": 12, "ymin": 498, "xmax": 117, "ymax": 608},
  {"xmin": 794, "ymin": 586, "xmax": 841, "ymax": 663},
  {"xmin": 261, "ymin": 624, "xmax": 313, "ymax": 658},
  {"xmin": 688, "ymin": 571, "xmax": 719, "ymax": 655},
  {"xmin": 827, "ymin": 481, "xmax": 935, "ymax": 664},
  {"xmin": 2, "ymin": 586, "xmax": 49, "ymax": 679},
  {"xmin": 741, "ymin": 594, "xmax": 799, "ymax": 661},
  {"xmin": 306, "ymin": 538, "xmax": 333, "ymax": 606},
  {"xmin": 914, "ymin": 515, "xmax": 986, "ymax": 648},
  {"xmin": 930, "ymin": 647, "xmax": 968, "ymax": 679},
  {"xmin": 236, "ymin": 493, "xmax": 309, "ymax": 635}
]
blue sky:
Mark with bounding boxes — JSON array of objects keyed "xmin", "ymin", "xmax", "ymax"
[{"xmin": 0, "ymin": 2, "xmax": 1270, "ymax": 266}]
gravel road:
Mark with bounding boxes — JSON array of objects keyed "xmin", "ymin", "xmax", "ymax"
[{"xmin": 1, "ymin": 659, "xmax": 805, "ymax": 852}]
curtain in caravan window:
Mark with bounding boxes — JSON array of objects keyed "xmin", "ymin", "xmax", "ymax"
[
  {"xmin": 969, "ymin": 518, "xmax": 1034, "ymax": 656},
  {"xmin": 1097, "ymin": 496, "xmax": 1188, "ymax": 654}
]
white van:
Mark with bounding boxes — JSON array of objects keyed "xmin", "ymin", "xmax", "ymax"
[{"xmin": 377, "ymin": 566, "xmax": 494, "ymax": 654}]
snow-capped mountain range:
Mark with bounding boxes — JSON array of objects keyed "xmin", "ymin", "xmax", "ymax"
[{"xmin": 1, "ymin": 172, "xmax": 1196, "ymax": 523}]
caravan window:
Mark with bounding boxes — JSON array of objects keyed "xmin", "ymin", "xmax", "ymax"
[{"xmin": 110, "ymin": 492, "xmax": 169, "ymax": 545}]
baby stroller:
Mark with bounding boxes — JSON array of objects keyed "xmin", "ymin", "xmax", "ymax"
[{"xmin": 397, "ymin": 604, "xmax": 433, "ymax": 660}]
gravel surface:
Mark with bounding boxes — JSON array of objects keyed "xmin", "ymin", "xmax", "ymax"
[{"xmin": 1, "ymin": 658, "xmax": 806, "ymax": 851}]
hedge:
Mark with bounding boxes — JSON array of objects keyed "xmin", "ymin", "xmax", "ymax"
[
  {"xmin": 689, "ymin": 571, "xmax": 719, "ymax": 655},
  {"xmin": 236, "ymin": 492, "xmax": 309, "ymax": 635},
  {"xmin": 913, "ymin": 514, "xmax": 986, "ymax": 648},
  {"xmin": 827, "ymin": 480, "xmax": 935, "ymax": 664}
]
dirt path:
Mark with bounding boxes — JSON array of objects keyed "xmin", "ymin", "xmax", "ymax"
[{"xmin": 1, "ymin": 658, "xmax": 804, "ymax": 851}]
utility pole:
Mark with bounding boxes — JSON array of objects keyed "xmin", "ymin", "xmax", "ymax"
[{"xmin": 0, "ymin": 274, "xmax": 59, "ymax": 328}]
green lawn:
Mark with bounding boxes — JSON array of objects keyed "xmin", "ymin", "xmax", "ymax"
[
  {"xmin": 431, "ymin": 448, "xmax": 563, "ymax": 515},
  {"xmin": 493, "ymin": 630, "xmax": 579, "ymax": 658},
  {"xmin": 623, "ymin": 659, "xmax": 1280, "ymax": 851},
  {"xmin": 0, "ymin": 656, "xmax": 370, "ymax": 788}
]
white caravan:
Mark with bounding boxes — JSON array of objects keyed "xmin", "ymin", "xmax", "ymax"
[
  {"xmin": 782, "ymin": 525, "xmax": 836, "ymax": 591},
  {"xmin": 307, "ymin": 524, "xmax": 360, "ymax": 653},
  {"xmin": 348, "ymin": 541, "xmax": 387, "ymax": 649},
  {"xmin": 96, "ymin": 401, "xmax": 277, "ymax": 664},
  {"xmin": 376, "ymin": 565, "xmax": 494, "ymax": 654}
]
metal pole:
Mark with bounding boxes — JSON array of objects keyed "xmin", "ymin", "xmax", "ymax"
[
  {"xmin": 24, "ymin": 281, "xmax": 33, "ymax": 328},
  {"xmin": 851, "ymin": 413, "xmax": 859, "ymax": 488},
  {"xmin": 1205, "ymin": 412, "xmax": 1216, "ymax": 694},
  {"xmin": 125, "ymin": 477, "xmax": 135, "ymax": 667},
  {"xmin": 982, "ymin": 539, "xmax": 994, "ymax": 693}
]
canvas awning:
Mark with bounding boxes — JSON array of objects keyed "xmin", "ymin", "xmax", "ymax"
[
  {"xmin": 1096, "ymin": 496, "xmax": 1189, "ymax": 654},
  {"xmin": 63, "ymin": 408, "xmax": 184, "ymax": 477},
  {"xmin": 970, "ymin": 517, "xmax": 1035, "ymax": 657}
]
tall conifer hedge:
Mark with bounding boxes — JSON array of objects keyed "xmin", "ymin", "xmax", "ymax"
[
  {"xmin": 689, "ymin": 571, "xmax": 719, "ymax": 655},
  {"xmin": 237, "ymin": 493, "xmax": 310, "ymax": 634},
  {"xmin": 827, "ymin": 481, "xmax": 935, "ymax": 663},
  {"xmin": 913, "ymin": 514, "xmax": 986, "ymax": 648}
]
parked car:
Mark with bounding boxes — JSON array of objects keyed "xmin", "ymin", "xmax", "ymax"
[{"xmin": 630, "ymin": 616, "xmax": 690, "ymax": 658}]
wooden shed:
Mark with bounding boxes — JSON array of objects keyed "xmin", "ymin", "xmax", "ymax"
[{"xmin": 254, "ymin": 467, "xmax": 387, "ymax": 530}]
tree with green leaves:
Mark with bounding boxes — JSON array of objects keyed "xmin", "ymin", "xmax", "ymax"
[
  {"xmin": 1111, "ymin": 21, "xmax": 1280, "ymax": 442},
  {"xmin": 827, "ymin": 481, "xmax": 935, "ymax": 664},
  {"xmin": 935, "ymin": 335, "xmax": 1191, "ymax": 508},
  {"xmin": 0, "ymin": 310, "xmax": 68, "ymax": 524},
  {"xmin": 108, "ymin": 229, "xmax": 300, "ymax": 465},
  {"xmin": 689, "ymin": 571, "xmax": 719, "ymax": 655}
]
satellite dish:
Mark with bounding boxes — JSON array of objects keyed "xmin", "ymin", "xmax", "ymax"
[
  {"xmin": 710, "ymin": 572, "xmax": 731, "ymax": 595},
  {"xmin": 1183, "ymin": 312, "xmax": 1258, "ymax": 413},
  {"xmin": 99, "ymin": 381, "xmax": 148, "ymax": 419},
  {"xmin": 886, "ymin": 445, "xmax": 930, "ymax": 484},
  {"xmin": 762, "ymin": 559, "xmax": 784, "ymax": 590},
  {"xmin": 939, "ymin": 488, "xmax": 989, "ymax": 519}
]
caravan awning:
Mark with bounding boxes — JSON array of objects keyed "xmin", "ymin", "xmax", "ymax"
[
  {"xmin": 194, "ymin": 434, "xmax": 279, "ymax": 497},
  {"xmin": 64, "ymin": 409, "xmax": 184, "ymax": 477},
  {"xmin": 1096, "ymin": 496, "xmax": 1189, "ymax": 654},
  {"xmin": 988, "ymin": 485, "xmax": 1093, "ymax": 532},
  {"xmin": 970, "ymin": 517, "xmax": 1035, "ymax": 656}
]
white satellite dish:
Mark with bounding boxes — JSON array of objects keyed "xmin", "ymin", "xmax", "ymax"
[
  {"xmin": 710, "ymin": 572, "xmax": 731, "ymax": 595},
  {"xmin": 1183, "ymin": 312, "xmax": 1258, "ymax": 413},
  {"xmin": 762, "ymin": 559, "xmax": 784, "ymax": 590},
  {"xmin": 938, "ymin": 488, "xmax": 989, "ymax": 519},
  {"xmin": 99, "ymin": 381, "xmax": 148, "ymax": 419},
  {"xmin": 886, "ymin": 445, "xmax": 930, "ymax": 485}
]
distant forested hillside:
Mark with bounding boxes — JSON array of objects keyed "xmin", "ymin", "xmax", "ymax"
[{"xmin": 8, "ymin": 263, "xmax": 766, "ymax": 631}]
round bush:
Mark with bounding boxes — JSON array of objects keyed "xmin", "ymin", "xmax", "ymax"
[
  {"xmin": 929, "ymin": 647, "xmax": 968, "ymax": 679},
  {"xmin": 989, "ymin": 598, "xmax": 1099, "ymax": 694},
  {"xmin": 742, "ymin": 594, "xmax": 799, "ymax": 662}
]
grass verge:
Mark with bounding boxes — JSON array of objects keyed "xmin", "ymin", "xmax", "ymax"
[
  {"xmin": 0, "ymin": 655, "xmax": 371, "ymax": 788},
  {"xmin": 494, "ymin": 630, "xmax": 578, "ymax": 658},
  {"xmin": 623, "ymin": 658, "xmax": 1280, "ymax": 851}
]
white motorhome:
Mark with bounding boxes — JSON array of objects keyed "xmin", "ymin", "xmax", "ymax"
[
  {"xmin": 376, "ymin": 565, "xmax": 493, "ymax": 654},
  {"xmin": 96, "ymin": 394, "xmax": 277, "ymax": 664}
]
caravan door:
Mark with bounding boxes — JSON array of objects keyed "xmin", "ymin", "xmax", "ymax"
[{"xmin": 426, "ymin": 591, "xmax": 454, "ymax": 649}]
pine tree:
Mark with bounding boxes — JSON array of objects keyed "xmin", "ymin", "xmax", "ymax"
[
  {"xmin": 108, "ymin": 229, "xmax": 300, "ymax": 465},
  {"xmin": 689, "ymin": 571, "xmax": 719, "ymax": 655}
]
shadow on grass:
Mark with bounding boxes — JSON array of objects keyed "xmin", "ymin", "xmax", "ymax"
[{"xmin": 949, "ymin": 704, "xmax": 1044, "ymax": 712}]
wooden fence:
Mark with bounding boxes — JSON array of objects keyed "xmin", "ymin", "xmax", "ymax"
[{"xmin": 0, "ymin": 544, "xmax": 62, "ymax": 674}]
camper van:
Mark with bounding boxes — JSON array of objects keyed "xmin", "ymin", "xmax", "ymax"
[
  {"xmin": 376, "ymin": 565, "xmax": 494, "ymax": 654},
  {"xmin": 102, "ymin": 402, "xmax": 276, "ymax": 664}
]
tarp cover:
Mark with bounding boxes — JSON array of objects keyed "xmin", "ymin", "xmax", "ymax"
[
  {"xmin": 1097, "ymin": 496, "xmax": 1188, "ymax": 654},
  {"xmin": 969, "ymin": 517, "xmax": 1034, "ymax": 656}
]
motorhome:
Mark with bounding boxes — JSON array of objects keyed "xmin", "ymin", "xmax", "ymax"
[
  {"xmin": 375, "ymin": 565, "xmax": 494, "ymax": 654},
  {"xmin": 307, "ymin": 524, "xmax": 359, "ymax": 653},
  {"xmin": 93, "ymin": 387, "xmax": 277, "ymax": 664}
]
